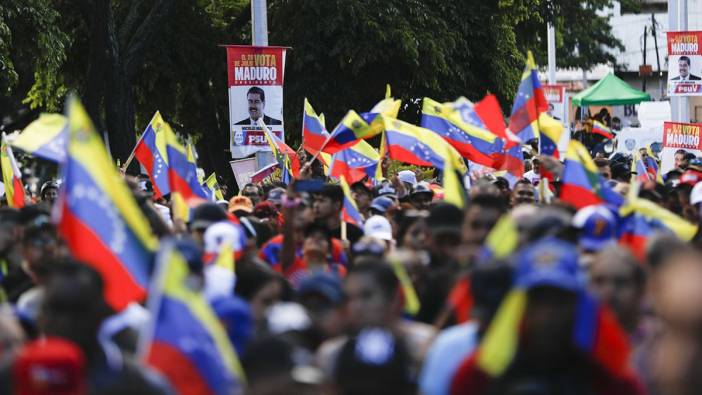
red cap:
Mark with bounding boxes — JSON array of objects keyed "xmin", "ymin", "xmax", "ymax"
[{"xmin": 13, "ymin": 338, "xmax": 86, "ymax": 395}]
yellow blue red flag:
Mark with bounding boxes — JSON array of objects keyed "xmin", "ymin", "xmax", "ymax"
[{"xmin": 11, "ymin": 113, "xmax": 68, "ymax": 163}]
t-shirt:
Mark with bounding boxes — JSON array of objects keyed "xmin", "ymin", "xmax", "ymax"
[
  {"xmin": 419, "ymin": 322, "xmax": 479, "ymax": 395},
  {"xmin": 258, "ymin": 235, "xmax": 348, "ymax": 285},
  {"xmin": 523, "ymin": 170, "xmax": 541, "ymax": 185}
]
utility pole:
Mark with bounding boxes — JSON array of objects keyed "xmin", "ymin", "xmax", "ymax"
[
  {"xmin": 251, "ymin": 0, "xmax": 268, "ymax": 46},
  {"xmin": 668, "ymin": 0, "xmax": 689, "ymax": 122},
  {"xmin": 643, "ymin": 26, "xmax": 648, "ymax": 93},
  {"xmin": 547, "ymin": 23, "xmax": 557, "ymax": 84},
  {"xmin": 651, "ymin": 14, "xmax": 663, "ymax": 98}
]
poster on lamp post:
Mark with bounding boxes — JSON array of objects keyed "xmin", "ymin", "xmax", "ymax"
[
  {"xmin": 661, "ymin": 121, "xmax": 702, "ymax": 172},
  {"xmin": 225, "ymin": 45, "xmax": 288, "ymax": 158},
  {"xmin": 667, "ymin": 31, "xmax": 702, "ymax": 96},
  {"xmin": 542, "ymin": 84, "xmax": 570, "ymax": 155}
]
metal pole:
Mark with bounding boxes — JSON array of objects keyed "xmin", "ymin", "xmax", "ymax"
[
  {"xmin": 651, "ymin": 13, "xmax": 663, "ymax": 98},
  {"xmin": 643, "ymin": 26, "xmax": 648, "ymax": 93},
  {"xmin": 668, "ymin": 0, "xmax": 689, "ymax": 122},
  {"xmin": 547, "ymin": 23, "xmax": 557, "ymax": 84},
  {"xmin": 251, "ymin": 0, "xmax": 268, "ymax": 46}
]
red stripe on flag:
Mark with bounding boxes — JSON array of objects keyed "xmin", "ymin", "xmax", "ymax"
[
  {"xmin": 148, "ymin": 341, "xmax": 215, "ymax": 395},
  {"xmin": 58, "ymin": 206, "xmax": 145, "ymax": 310},
  {"xmin": 134, "ymin": 143, "xmax": 164, "ymax": 198},
  {"xmin": 303, "ymin": 128, "xmax": 328, "ymax": 153},
  {"xmin": 12, "ymin": 177, "xmax": 25, "ymax": 208},
  {"xmin": 387, "ymin": 145, "xmax": 433, "ymax": 168},
  {"xmin": 559, "ymin": 184, "xmax": 603, "ymax": 209}
]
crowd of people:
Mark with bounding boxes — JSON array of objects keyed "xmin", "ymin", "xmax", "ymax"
[{"xmin": 2, "ymin": 129, "xmax": 702, "ymax": 395}]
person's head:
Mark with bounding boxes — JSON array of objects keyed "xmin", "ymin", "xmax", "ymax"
[
  {"xmin": 350, "ymin": 182, "xmax": 373, "ymax": 213},
  {"xmin": 611, "ymin": 117, "xmax": 622, "ymax": 131},
  {"xmin": 514, "ymin": 238, "xmax": 581, "ymax": 360},
  {"xmin": 470, "ymin": 263, "xmax": 513, "ymax": 334},
  {"xmin": 228, "ymin": 195, "xmax": 254, "ymax": 218},
  {"xmin": 242, "ymin": 183, "xmax": 263, "ymax": 206},
  {"xmin": 363, "ymin": 215, "xmax": 394, "ymax": 247},
  {"xmin": 313, "ymin": 184, "xmax": 343, "ymax": 220},
  {"xmin": 675, "ymin": 149, "xmax": 688, "ymax": 169},
  {"xmin": 298, "ymin": 271, "xmax": 346, "ymax": 340},
  {"xmin": 333, "ymin": 328, "xmax": 413, "ymax": 395},
  {"xmin": 40, "ymin": 181, "xmax": 59, "ymax": 205},
  {"xmin": 589, "ymin": 246, "xmax": 645, "ymax": 333},
  {"xmin": 511, "ymin": 179, "xmax": 536, "ymax": 206},
  {"xmin": 572, "ymin": 205, "xmax": 617, "ymax": 255},
  {"xmin": 679, "ymin": 56, "xmax": 692, "ymax": 79},
  {"xmin": 409, "ymin": 182, "xmax": 434, "ymax": 210},
  {"xmin": 235, "ymin": 264, "xmax": 284, "ymax": 327},
  {"xmin": 38, "ymin": 261, "xmax": 112, "ymax": 354},
  {"xmin": 189, "ymin": 202, "xmax": 229, "ymax": 246},
  {"xmin": 395, "ymin": 210, "xmax": 429, "ymax": 251},
  {"xmin": 303, "ymin": 223, "xmax": 332, "ymax": 266},
  {"xmin": 368, "ymin": 196, "xmax": 394, "ymax": 217},
  {"xmin": 247, "ymin": 86, "xmax": 266, "ymax": 121},
  {"xmin": 266, "ymin": 187, "xmax": 286, "ymax": 210},
  {"xmin": 681, "ymin": 152, "xmax": 697, "ymax": 170},
  {"xmin": 594, "ymin": 157, "xmax": 611, "ymax": 180},
  {"xmin": 462, "ymin": 194, "xmax": 508, "ymax": 249},
  {"xmin": 531, "ymin": 157, "xmax": 541, "ymax": 174},
  {"xmin": 344, "ymin": 259, "xmax": 401, "ymax": 331},
  {"xmin": 0, "ymin": 208, "xmax": 22, "ymax": 256},
  {"xmin": 651, "ymin": 250, "xmax": 702, "ymax": 333},
  {"xmin": 426, "ymin": 203, "xmax": 464, "ymax": 263},
  {"xmin": 21, "ymin": 210, "xmax": 62, "ymax": 284}
]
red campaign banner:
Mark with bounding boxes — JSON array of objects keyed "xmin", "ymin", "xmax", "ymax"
[
  {"xmin": 225, "ymin": 45, "xmax": 288, "ymax": 159},
  {"xmin": 542, "ymin": 84, "xmax": 565, "ymax": 103},
  {"xmin": 667, "ymin": 32, "xmax": 702, "ymax": 96},
  {"xmin": 663, "ymin": 122, "xmax": 702, "ymax": 150}
]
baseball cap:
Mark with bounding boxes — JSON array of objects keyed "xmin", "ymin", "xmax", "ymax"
[
  {"xmin": 375, "ymin": 183, "xmax": 397, "ymax": 198},
  {"xmin": 397, "ymin": 170, "xmax": 417, "ymax": 186},
  {"xmin": 298, "ymin": 271, "xmax": 344, "ymax": 305},
  {"xmin": 514, "ymin": 238, "xmax": 581, "ymax": 291},
  {"xmin": 410, "ymin": 182, "xmax": 434, "ymax": 197},
  {"xmin": 363, "ymin": 215, "xmax": 394, "ymax": 241},
  {"xmin": 370, "ymin": 196, "xmax": 394, "ymax": 214},
  {"xmin": 190, "ymin": 202, "xmax": 228, "ymax": 230},
  {"xmin": 572, "ymin": 205, "xmax": 617, "ymax": 252},
  {"xmin": 691, "ymin": 182, "xmax": 702, "ymax": 205},
  {"xmin": 13, "ymin": 337, "xmax": 86, "ymax": 395},
  {"xmin": 266, "ymin": 187, "xmax": 286, "ymax": 206},
  {"xmin": 40, "ymin": 181, "xmax": 59, "ymax": 196},
  {"xmin": 228, "ymin": 196, "xmax": 254, "ymax": 214}
]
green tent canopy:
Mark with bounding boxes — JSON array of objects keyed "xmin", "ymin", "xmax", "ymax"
[{"xmin": 571, "ymin": 72, "xmax": 651, "ymax": 106}]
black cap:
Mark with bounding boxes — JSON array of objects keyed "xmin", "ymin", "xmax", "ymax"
[
  {"xmin": 426, "ymin": 202, "xmax": 463, "ymax": 235},
  {"xmin": 190, "ymin": 202, "xmax": 228, "ymax": 230}
]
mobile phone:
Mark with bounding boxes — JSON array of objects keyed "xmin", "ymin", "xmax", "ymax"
[{"xmin": 293, "ymin": 179, "xmax": 325, "ymax": 193}]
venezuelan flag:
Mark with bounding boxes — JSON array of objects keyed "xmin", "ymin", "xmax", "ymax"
[
  {"xmin": 442, "ymin": 151, "xmax": 467, "ymax": 209},
  {"xmin": 260, "ymin": 119, "xmax": 300, "ymax": 180},
  {"xmin": 380, "ymin": 116, "xmax": 466, "ymax": 173},
  {"xmin": 560, "ymin": 140, "xmax": 623, "ymax": 209},
  {"xmin": 134, "ymin": 112, "xmax": 171, "ymax": 199},
  {"xmin": 619, "ymin": 190, "xmax": 697, "ymax": 242},
  {"xmin": 339, "ymin": 176, "xmax": 364, "ymax": 227},
  {"xmin": 474, "ymin": 94, "xmax": 520, "ymax": 146},
  {"xmin": 592, "ymin": 121, "xmax": 614, "ymax": 139},
  {"xmin": 508, "ymin": 51, "xmax": 548, "ymax": 142},
  {"xmin": 329, "ymin": 140, "xmax": 380, "ymax": 184},
  {"xmin": 11, "ymin": 114, "xmax": 68, "ymax": 163},
  {"xmin": 165, "ymin": 129, "xmax": 209, "ymax": 202},
  {"xmin": 202, "ymin": 173, "xmax": 224, "ymax": 202},
  {"xmin": 1, "ymin": 137, "xmax": 26, "ymax": 208},
  {"xmin": 302, "ymin": 99, "xmax": 330, "ymax": 155},
  {"xmin": 421, "ymin": 97, "xmax": 504, "ymax": 167},
  {"xmin": 143, "ymin": 240, "xmax": 244, "ymax": 395},
  {"xmin": 538, "ymin": 113, "xmax": 564, "ymax": 158},
  {"xmin": 57, "ymin": 95, "xmax": 159, "ymax": 311}
]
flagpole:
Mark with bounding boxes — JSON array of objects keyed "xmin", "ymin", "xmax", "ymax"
[{"xmin": 121, "ymin": 144, "xmax": 138, "ymax": 171}]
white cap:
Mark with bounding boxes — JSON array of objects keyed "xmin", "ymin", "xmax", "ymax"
[
  {"xmin": 398, "ymin": 170, "xmax": 417, "ymax": 186},
  {"xmin": 203, "ymin": 221, "xmax": 245, "ymax": 254},
  {"xmin": 691, "ymin": 182, "xmax": 702, "ymax": 205},
  {"xmin": 363, "ymin": 215, "xmax": 394, "ymax": 241}
]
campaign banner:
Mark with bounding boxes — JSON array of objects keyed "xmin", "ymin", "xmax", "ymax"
[
  {"xmin": 226, "ymin": 45, "xmax": 287, "ymax": 158},
  {"xmin": 667, "ymin": 31, "xmax": 702, "ymax": 96},
  {"xmin": 250, "ymin": 162, "xmax": 282, "ymax": 184},
  {"xmin": 661, "ymin": 122, "xmax": 702, "ymax": 172},
  {"xmin": 542, "ymin": 84, "xmax": 570, "ymax": 155},
  {"xmin": 229, "ymin": 157, "xmax": 258, "ymax": 190}
]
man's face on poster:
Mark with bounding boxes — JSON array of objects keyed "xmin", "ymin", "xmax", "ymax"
[
  {"xmin": 248, "ymin": 93, "xmax": 264, "ymax": 121},
  {"xmin": 679, "ymin": 58, "xmax": 691, "ymax": 79}
]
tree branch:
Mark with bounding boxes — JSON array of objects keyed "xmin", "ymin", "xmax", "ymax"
[
  {"xmin": 123, "ymin": 0, "xmax": 175, "ymax": 79},
  {"xmin": 117, "ymin": 0, "xmax": 145, "ymax": 49}
]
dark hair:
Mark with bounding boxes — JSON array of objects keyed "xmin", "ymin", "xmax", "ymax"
[
  {"xmin": 684, "ymin": 152, "xmax": 697, "ymax": 161},
  {"xmin": 680, "ymin": 55, "xmax": 692, "ymax": 66},
  {"xmin": 247, "ymin": 86, "xmax": 265, "ymax": 102},
  {"xmin": 594, "ymin": 157, "xmax": 610, "ymax": 168},
  {"xmin": 348, "ymin": 260, "xmax": 399, "ymax": 301},
  {"xmin": 235, "ymin": 263, "xmax": 280, "ymax": 300},
  {"xmin": 395, "ymin": 211, "xmax": 428, "ymax": 247},
  {"xmin": 676, "ymin": 149, "xmax": 688, "ymax": 156},
  {"xmin": 305, "ymin": 221, "xmax": 333, "ymax": 252},
  {"xmin": 317, "ymin": 184, "xmax": 344, "ymax": 203},
  {"xmin": 468, "ymin": 193, "xmax": 508, "ymax": 214},
  {"xmin": 515, "ymin": 179, "xmax": 533, "ymax": 188}
]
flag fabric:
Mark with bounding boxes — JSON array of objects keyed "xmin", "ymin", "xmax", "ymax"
[
  {"xmin": 537, "ymin": 113, "xmax": 564, "ymax": 158},
  {"xmin": 328, "ymin": 140, "xmax": 380, "ymax": 184},
  {"xmin": 633, "ymin": 154, "xmax": 652, "ymax": 184},
  {"xmin": 475, "ymin": 289, "xmax": 527, "ymax": 376},
  {"xmin": 302, "ymin": 99, "xmax": 330, "ymax": 155},
  {"xmin": 259, "ymin": 119, "xmax": 300, "ymax": 181},
  {"xmin": 389, "ymin": 257, "xmax": 421, "ymax": 316},
  {"xmin": 619, "ymin": 191, "xmax": 697, "ymax": 242},
  {"xmin": 380, "ymin": 116, "xmax": 466, "ymax": 173},
  {"xmin": 142, "ymin": 240, "xmax": 244, "ymax": 395},
  {"xmin": 479, "ymin": 214, "xmax": 519, "ymax": 261},
  {"xmin": 442, "ymin": 151, "xmax": 467, "ymax": 209},
  {"xmin": 1, "ymin": 137, "xmax": 26, "ymax": 208},
  {"xmin": 11, "ymin": 113, "xmax": 68, "ymax": 163},
  {"xmin": 165, "ymin": 129, "xmax": 209, "ymax": 221},
  {"xmin": 134, "ymin": 112, "xmax": 171, "ymax": 199},
  {"xmin": 202, "ymin": 173, "xmax": 224, "ymax": 202},
  {"xmin": 56, "ymin": 96, "xmax": 159, "ymax": 311},
  {"xmin": 507, "ymin": 51, "xmax": 548, "ymax": 142},
  {"xmin": 592, "ymin": 121, "xmax": 614, "ymax": 139},
  {"xmin": 339, "ymin": 176, "xmax": 364, "ymax": 227},
  {"xmin": 560, "ymin": 140, "xmax": 623, "ymax": 209},
  {"xmin": 421, "ymin": 97, "xmax": 504, "ymax": 167},
  {"xmin": 474, "ymin": 94, "xmax": 520, "ymax": 147}
]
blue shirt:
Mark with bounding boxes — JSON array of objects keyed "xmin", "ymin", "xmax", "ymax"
[{"xmin": 419, "ymin": 322, "xmax": 479, "ymax": 395}]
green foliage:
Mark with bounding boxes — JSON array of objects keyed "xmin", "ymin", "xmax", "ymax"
[{"xmin": 0, "ymin": 0, "xmax": 69, "ymax": 110}]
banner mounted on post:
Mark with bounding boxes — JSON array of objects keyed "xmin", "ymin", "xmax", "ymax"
[
  {"xmin": 661, "ymin": 121, "xmax": 702, "ymax": 173},
  {"xmin": 667, "ymin": 31, "xmax": 702, "ymax": 96},
  {"xmin": 225, "ymin": 45, "xmax": 288, "ymax": 158},
  {"xmin": 542, "ymin": 84, "xmax": 570, "ymax": 154}
]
